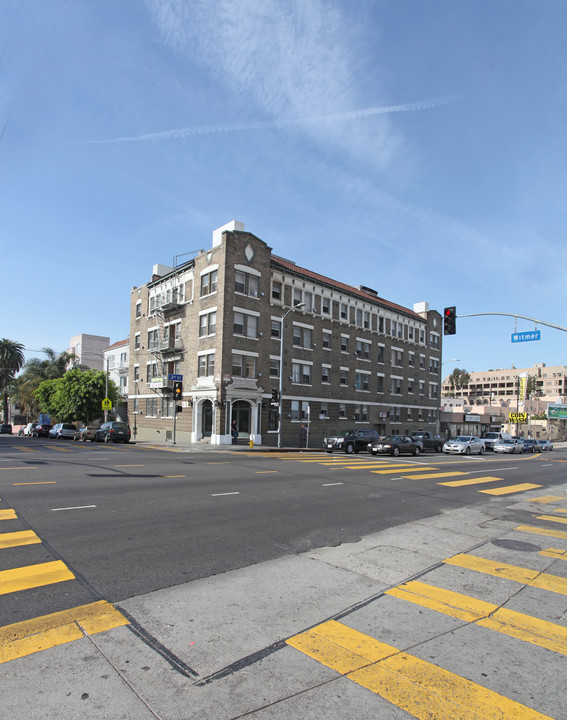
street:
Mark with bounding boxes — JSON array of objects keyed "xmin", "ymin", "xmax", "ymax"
[{"xmin": 1, "ymin": 436, "xmax": 567, "ymax": 718}]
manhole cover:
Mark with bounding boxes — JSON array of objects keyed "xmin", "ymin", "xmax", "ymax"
[{"xmin": 491, "ymin": 539, "xmax": 541, "ymax": 552}]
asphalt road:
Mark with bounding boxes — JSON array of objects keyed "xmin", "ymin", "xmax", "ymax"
[{"xmin": 1, "ymin": 436, "xmax": 565, "ymax": 628}]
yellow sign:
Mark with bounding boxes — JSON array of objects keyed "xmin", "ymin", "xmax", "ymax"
[
  {"xmin": 102, "ymin": 398, "xmax": 113, "ymax": 411},
  {"xmin": 509, "ymin": 412, "xmax": 527, "ymax": 423}
]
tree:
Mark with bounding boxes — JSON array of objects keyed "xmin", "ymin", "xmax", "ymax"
[
  {"xmin": 447, "ymin": 368, "xmax": 471, "ymax": 395},
  {"xmin": 0, "ymin": 338, "xmax": 25, "ymax": 421},
  {"xmin": 35, "ymin": 369, "xmax": 120, "ymax": 424}
]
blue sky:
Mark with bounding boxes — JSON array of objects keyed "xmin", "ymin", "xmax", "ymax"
[{"xmin": 2, "ymin": 0, "xmax": 566, "ymax": 375}]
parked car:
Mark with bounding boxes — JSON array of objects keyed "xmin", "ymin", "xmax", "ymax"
[
  {"xmin": 521, "ymin": 438, "xmax": 539, "ymax": 453},
  {"xmin": 32, "ymin": 423, "xmax": 52, "ymax": 438},
  {"xmin": 443, "ymin": 436, "xmax": 485, "ymax": 455},
  {"xmin": 493, "ymin": 439, "xmax": 524, "ymax": 454},
  {"xmin": 538, "ymin": 439, "xmax": 554, "ymax": 451},
  {"xmin": 23, "ymin": 422, "xmax": 38, "ymax": 437},
  {"xmin": 0, "ymin": 423, "xmax": 12, "ymax": 435},
  {"xmin": 94, "ymin": 421, "xmax": 131, "ymax": 444},
  {"xmin": 481, "ymin": 431, "xmax": 512, "ymax": 451},
  {"xmin": 368, "ymin": 435, "xmax": 423, "ymax": 457},
  {"xmin": 49, "ymin": 423, "xmax": 78, "ymax": 439},
  {"xmin": 324, "ymin": 428, "xmax": 382, "ymax": 454},
  {"xmin": 74, "ymin": 426, "xmax": 98, "ymax": 442}
]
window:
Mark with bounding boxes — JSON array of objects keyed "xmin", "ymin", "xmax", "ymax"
[
  {"xmin": 199, "ymin": 310, "xmax": 217, "ymax": 337},
  {"xmin": 161, "ymin": 396, "xmax": 175, "ymax": 417},
  {"xmin": 356, "ymin": 340, "xmax": 370, "ymax": 359},
  {"xmin": 420, "ymin": 354, "xmax": 426, "ymax": 370},
  {"xmin": 232, "ymin": 354, "xmax": 257, "ymax": 378},
  {"xmin": 408, "ymin": 378, "xmax": 414, "ymax": 394},
  {"xmin": 292, "ymin": 362, "xmax": 311, "ymax": 384},
  {"xmin": 322, "ymin": 331, "xmax": 332, "ymax": 349},
  {"xmin": 378, "ymin": 316, "xmax": 385, "ymax": 333},
  {"xmin": 132, "ymin": 398, "xmax": 139, "ymax": 414},
  {"xmin": 271, "ymin": 320, "xmax": 281, "ymax": 338},
  {"xmin": 341, "ymin": 335, "xmax": 349, "ymax": 353},
  {"xmin": 377, "ymin": 375, "xmax": 384, "ymax": 393},
  {"xmin": 355, "ymin": 373, "xmax": 370, "ymax": 391},
  {"xmin": 429, "ymin": 358, "xmax": 440, "ymax": 374},
  {"xmin": 148, "ymin": 329, "xmax": 159, "ymax": 350},
  {"xmin": 361, "ymin": 404, "xmax": 369, "ymax": 422},
  {"xmin": 340, "ymin": 303, "xmax": 348, "ymax": 320},
  {"xmin": 291, "ymin": 400, "xmax": 309, "ymax": 421},
  {"xmin": 271, "ymin": 281, "xmax": 282, "ymax": 301},
  {"xmin": 320, "ymin": 402, "xmax": 329, "ymax": 418},
  {"xmin": 356, "ymin": 309, "xmax": 370, "ymax": 328},
  {"xmin": 135, "ymin": 301, "xmax": 141, "ymax": 318},
  {"xmin": 235, "ymin": 270, "xmax": 259, "ymax": 298},
  {"xmin": 322, "ymin": 297, "xmax": 330, "ymax": 314},
  {"xmin": 429, "ymin": 333, "xmax": 440, "ymax": 350},
  {"xmin": 293, "ymin": 325, "xmax": 312, "ymax": 349},
  {"xmin": 303, "ymin": 292, "xmax": 312, "ymax": 312},
  {"xmin": 145, "ymin": 397, "xmax": 157, "ymax": 417},
  {"xmin": 200, "ymin": 269, "xmax": 218, "ymax": 297},
  {"xmin": 234, "ymin": 311, "xmax": 258, "ymax": 338},
  {"xmin": 340, "ymin": 368, "xmax": 348, "ymax": 386},
  {"xmin": 146, "ymin": 363, "xmax": 158, "ymax": 383},
  {"xmin": 377, "ymin": 345, "xmax": 385, "ymax": 363},
  {"xmin": 408, "ymin": 351, "xmax": 415, "ymax": 367},
  {"xmin": 391, "ymin": 349, "xmax": 403, "ymax": 367},
  {"xmin": 134, "ymin": 333, "xmax": 140, "ymax": 350},
  {"xmin": 408, "ymin": 327, "xmax": 414, "ymax": 342},
  {"xmin": 270, "ymin": 358, "xmax": 280, "ymax": 377},
  {"xmin": 339, "ymin": 403, "xmax": 346, "ymax": 418},
  {"xmin": 322, "ymin": 365, "xmax": 331, "ymax": 383},
  {"xmin": 390, "ymin": 377, "xmax": 402, "ymax": 395},
  {"xmin": 134, "ymin": 366, "xmax": 139, "ymax": 382},
  {"xmin": 430, "ymin": 383, "xmax": 439, "ymax": 399},
  {"xmin": 419, "ymin": 380, "xmax": 425, "ymax": 395},
  {"xmin": 198, "ymin": 353, "xmax": 215, "ymax": 377}
]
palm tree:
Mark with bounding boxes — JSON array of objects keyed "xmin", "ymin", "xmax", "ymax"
[{"xmin": 0, "ymin": 339, "xmax": 25, "ymax": 422}]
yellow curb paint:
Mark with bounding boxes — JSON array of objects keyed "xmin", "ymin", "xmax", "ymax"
[
  {"xmin": 0, "ymin": 467, "xmax": 37, "ymax": 471},
  {"xmin": 0, "ymin": 509, "xmax": 17, "ymax": 520},
  {"xmin": 0, "ymin": 530, "xmax": 41, "ymax": 549},
  {"xmin": 387, "ymin": 580, "xmax": 567, "ymax": 654},
  {"xmin": 479, "ymin": 483, "xmax": 542, "ymax": 495},
  {"xmin": 439, "ymin": 476, "xmax": 503, "ymax": 487},
  {"xmin": 13, "ymin": 481, "xmax": 56, "ymax": 486},
  {"xmin": 114, "ymin": 464, "xmax": 144, "ymax": 467},
  {"xmin": 516, "ymin": 524, "xmax": 567, "ymax": 540},
  {"xmin": 255, "ymin": 470, "xmax": 279, "ymax": 474},
  {"xmin": 551, "ymin": 508, "xmax": 567, "ymax": 514},
  {"xmin": 444, "ymin": 553, "xmax": 567, "ymax": 596},
  {"xmin": 528, "ymin": 496, "xmax": 564, "ymax": 503},
  {"xmin": 158, "ymin": 475, "xmax": 186, "ymax": 478},
  {"xmin": 0, "ymin": 600, "xmax": 129, "ymax": 663},
  {"xmin": 0, "ymin": 561, "xmax": 74, "ymax": 595},
  {"xmin": 539, "ymin": 548, "xmax": 567, "ymax": 559},
  {"xmin": 536, "ymin": 514, "xmax": 567, "ymax": 525},
  {"xmin": 286, "ymin": 620, "xmax": 552, "ymax": 720}
]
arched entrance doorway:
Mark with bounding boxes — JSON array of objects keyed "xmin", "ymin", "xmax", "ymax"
[
  {"xmin": 201, "ymin": 400, "xmax": 213, "ymax": 437},
  {"xmin": 232, "ymin": 400, "xmax": 251, "ymax": 439}
]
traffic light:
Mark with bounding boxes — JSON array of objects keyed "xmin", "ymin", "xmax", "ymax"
[
  {"xmin": 173, "ymin": 381, "xmax": 183, "ymax": 398},
  {"xmin": 443, "ymin": 306, "xmax": 457, "ymax": 335},
  {"xmin": 271, "ymin": 388, "xmax": 280, "ymax": 405}
]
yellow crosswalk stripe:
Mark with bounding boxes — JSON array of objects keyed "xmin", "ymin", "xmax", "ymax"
[
  {"xmin": 516, "ymin": 524, "xmax": 567, "ymax": 540},
  {"xmin": 539, "ymin": 548, "xmax": 567, "ymax": 559},
  {"xmin": 536, "ymin": 514, "xmax": 567, "ymax": 525},
  {"xmin": 386, "ymin": 580, "xmax": 567, "ymax": 654},
  {"xmin": 0, "ymin": 561, "xmax": 75, "ymax": 595},
  {"xmin": 371, "ymin": 466, "xmax": 437, "ymax": 475},
  {"xmin": 402, "ymin": 471, "xmax": 468, "ymax": 479},
  {"xmin": 0, "ymin": 600, "xmax": 129, "ymax": 663},
  {"xmin": 528, "ymin": 496, "xmax": 564, "ymax": 503},
  {"xmin": 286, "ymin": 620, "xmax": 553, "ymax": 719},
  {"xmin": 444, "ymin": 553, "xmax": 567, "ymax": 595},
  {"xmin": 0, "ymin": 509, "xmax": 17, "ymax": 521},
  {"xmin": 479, "ymin": 483, "xmax": 542, "ymax": 495},
  {"xmin": 0, "ymin": 530, "xmax": 41, "ymax": 549},
  {"xmin": 439, "ymin": 475, "xmax": 503, "ymax": 487}
]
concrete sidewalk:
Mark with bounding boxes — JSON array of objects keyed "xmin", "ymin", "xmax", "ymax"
[{"xmin": 4, "ymin": 480, "xmax": 567, "ymax": 719}]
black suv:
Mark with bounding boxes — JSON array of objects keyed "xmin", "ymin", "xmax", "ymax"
[
  {"xmin": 324, "ymin": 428, "xmax": 382, "ymax": 454},
  {"xmin": 94, "ymin": 421, "xmax": 131, "ymax": 444},
  {"xmin": 32, "ymin": 423, "xmax": 52, "ymax": 438}
]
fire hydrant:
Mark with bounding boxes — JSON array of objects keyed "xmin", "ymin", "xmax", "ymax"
[{"xmin": 249, "ymin": 437, "xmax": 254, "ymax": 449}]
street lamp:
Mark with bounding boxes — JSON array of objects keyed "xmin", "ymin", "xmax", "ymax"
[{"xmin": 277, "ymin": 302, "xmax": 305, "ymax": 448}]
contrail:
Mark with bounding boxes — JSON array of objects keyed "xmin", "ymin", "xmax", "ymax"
[{"xmin": 77, "ymin": 95, "xmax": 455, "ymax": 145}]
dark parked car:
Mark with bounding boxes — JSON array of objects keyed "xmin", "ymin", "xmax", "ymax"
[
  {"xmin": 324, "ymin": 428, "xmax": 382, "ymax": 454},
  {"xmin": 521, "ymin": 439, "xmax": 540, "ymax": 453},
  {"xmin": 74, "ymin": 426, "xmax": 99, "ymax": 442},
  {"xmin": 0, "ymin": 423, "xmax": 12, "ymax": 434},
  {"xmin": 32, "ymin": 423, "xmax": 52, "ymax": 437},
  {"xmin": 94, "ymin": 421, "xmax": 131, "ymax": 444},
  {"xmin": 368, "ymin": 435, "xmax": 423, "ymax": 457}
]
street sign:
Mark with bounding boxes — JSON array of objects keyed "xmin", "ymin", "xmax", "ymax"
[
  {"xmin": 509, "ymin": 412, "xmax": 527, "ymax": 423},
  {"xmin": 168, "ymin": 373, "xmax": 183, "ymax": 382},
  {"xmin": 102, "ymin": 398, "xmax": 112, "ymax": 411},
  {"xmin": 511, "ymin": 330, "xmax": 540, "ymax": 343}
]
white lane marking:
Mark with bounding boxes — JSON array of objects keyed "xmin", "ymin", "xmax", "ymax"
[
  {"xmin": 51, "ymin": 505, "xmax": 97, "ymax": 511},
  {"xmin": 211, "ymin": 492, "xmax": 240, "ymax": 497},
  {"xmin": 323, "ymin": 482, "xmax": 344, "ymax": 487}
]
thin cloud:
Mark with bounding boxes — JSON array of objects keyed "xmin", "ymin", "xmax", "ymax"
[{"xmin": 77, "ymin": 96, "xmax": 454, "ymax": 145}]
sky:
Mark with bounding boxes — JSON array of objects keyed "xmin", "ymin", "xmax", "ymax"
[{"xmin": 2, "ymin": 0, "xmax": 566, "ymax": 377}]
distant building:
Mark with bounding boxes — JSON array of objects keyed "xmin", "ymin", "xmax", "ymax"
[
  {"xmin": 104, "ymin": 339, "xmax": 129, "ymax": 400},
  {"xmin": 67, "ymin": 334, "xmax": 110, "ymax": 370},
  {"xmin": 128, "ymin": 221, "xmax": 443, "ymax": 446}
]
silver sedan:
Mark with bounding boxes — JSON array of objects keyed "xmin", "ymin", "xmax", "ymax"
[
  {"xmin": 443, "ymin": 436, "xmax": 485, "ymax": 455},
  {"xmin": 493, "ymin": 439, "xmax": 524, "ymax": 454}
]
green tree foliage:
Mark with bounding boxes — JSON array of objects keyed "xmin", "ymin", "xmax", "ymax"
[
  {"xmin": 446, "ymin": 368, "xmax": 471, "ymax": 395},
  {"xmin": 0, "ymin": 338, "xmax": 25, "ymax": 421},
  {"xmin": 35, "ymin": 369, "xmax": 120, "ymax": 424}
]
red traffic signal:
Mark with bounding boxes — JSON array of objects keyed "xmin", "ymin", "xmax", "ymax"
[{"xmin": 443, "ymin": 307, "xmax": 456, "ymax": 335}]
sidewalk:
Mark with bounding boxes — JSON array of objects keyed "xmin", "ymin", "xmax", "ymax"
[{"xmin": 4, "ymin": 479, "xmax": 567, "ymax": 719}]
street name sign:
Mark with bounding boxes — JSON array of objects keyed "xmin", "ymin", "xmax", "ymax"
[
  {"xmin": 168, "ymin": 373, "xmax": 183, "ymax": 382},
  {"xmin": 511, "ymin": 330, "xmax": 540, "ymax": 343}
]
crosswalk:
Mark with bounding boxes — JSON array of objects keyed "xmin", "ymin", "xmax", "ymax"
[{"xmin": 286, "ymin": 493, "xmax": 567, "ymax": 719}]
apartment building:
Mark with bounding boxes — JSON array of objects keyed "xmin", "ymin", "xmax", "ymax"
[
  {"xmin": 103, "ymin": 338, "xmax": 129, "ymax": 400},
  {"xmin": 441, "ymin": 363, "xmax": 567, "ymax": 406},
  {"xmin": 128, "ymin": 221, "xmax": 443, "ymax": 446},
  {"xmin": 67, "ymin": 333, "xmax": 110, "ymax": 371}
]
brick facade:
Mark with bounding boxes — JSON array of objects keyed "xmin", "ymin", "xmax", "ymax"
[{"xmin": 128, "ymin": 222, "xmax": 443, "ymax": 446}]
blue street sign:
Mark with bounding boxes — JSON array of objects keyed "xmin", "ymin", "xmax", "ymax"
[
  {"xmin": 511, "ymin": 330, "xmax": 541, "ymax": 343},
  {"xmin": 168, "ymin": 373, "xmax": 183, "ymax": 381}
]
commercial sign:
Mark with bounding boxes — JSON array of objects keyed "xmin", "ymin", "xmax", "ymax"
[
  {"xmin": 548, "ymin": 404, "xmax": 567, "ymax": 420},
  {"xmin": 511, "ymin": 330, "xmax": 541, "ymax": 343},
  {"xmin": 517, "ymin": 373, "xmax": 527, "ymax": 403},
  {"xmin": 509, "ymin": 412, "xmax": 527, "ymax": 423},
  {"xmin": 149, "ymin": 376, "xmax": 166, "ymax": 389}
]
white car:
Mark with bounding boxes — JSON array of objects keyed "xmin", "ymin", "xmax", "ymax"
[
  {"xmin": 443, "ymin": 436, "xmax": 485, "ymax": 455},
  {"xmin": 493, "ymin": 439, "xmax": 524, "ymax": 454},
  {"xmin": 49, "ymin": 423, "xmax": 78, "ymax": 439},
  {"xmin": 23, "ymin": 422, "xmax": 38, "ymax": 437}
]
